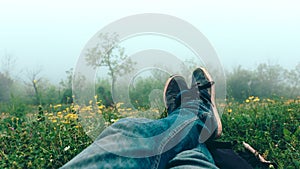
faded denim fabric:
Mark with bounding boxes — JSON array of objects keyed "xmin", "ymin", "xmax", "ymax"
[{"xmin": 61, "ymin": 99, "xmax": 218, "ymax": 169}]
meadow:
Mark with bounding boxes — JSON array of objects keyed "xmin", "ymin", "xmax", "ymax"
[
  {"xmin": 0, "ymin": 62, "xmax": 300, "ymax": 168},
  {"xmin": 0, "ymin": 96, "xmax": 299, "ymax": 169}
]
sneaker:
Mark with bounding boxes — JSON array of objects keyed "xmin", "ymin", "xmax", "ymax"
[
  {"xmin": 163, "ymin": 75, "xmax": 188, "ymax": 114},
  {"xmin": 191, "ymin": 67, "xmax": 222, "ymax": 138}
]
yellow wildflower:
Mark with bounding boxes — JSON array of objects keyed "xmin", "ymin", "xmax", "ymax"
[
  {"xmin": 57, "ymin": 112, "xmax": 63, "ymax": 118},
  {"xmin": 116, "ymin": 102, "xmax": 124, "ymax": 108},
  {"xmin": 245, "ymin": 99, "xmax": 250, "ymax": 103},
  {"xmin": 64, "ymin": 113, "xmax": 78, "ymax": 120},
  {"xmin": 284, "ymin": 99, "xmax": 294, "ymax": 105},
  {"xmin": 53, "ymin": 104, "xmax": 62, "ymax": 109},
  {"xmin": 62, "ymin": 120, "xmax": 70, "ymax": 124},
  {"xmin": 71, "ymin": 114, "xmax": 78, "ymax": 120},
  {"xmin": 253, "ymin": 97, "xmax": 260, "ymax": 102},
  {"xmin": 266, "ymin": 99, "xmax": 275, "ymax": 104},
  {"xmin": 73, "ymin": 105, "xmax": 80, "ymax": 110},
  {"xmin": 99, "ymin": 105, "xmax": 105, "ymax": 109},
  {"xmin": 227, "ymin": 109, "xmax": 233, "ymax": 113}
]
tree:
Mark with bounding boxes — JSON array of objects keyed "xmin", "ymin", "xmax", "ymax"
[
  {"xmin": 24, "ymin": 68, "xmax": 43, "ymax": 105},
  {"xmin": 287, "ymin": 63, "xmax": 300, "ymax": 97},
  {"xmin": 60, "ymin": 68, "xmax": 74, "ymax": 104},
  {"xmin": 226, "ymin": 63, "xmax": 298, "ymax": 100},
  {"xmin": 252, "ymin": 63, "xmax": 286, "ymax": 98},
  {"xmin": 85, "ymin": 33, "xmax": 134, "ymax": 88},
  {"xmin": 1, "ymin": 53, "xmax": 16, "ymax": 78},
  {"xmin": 0, "ymin": 72, "xmax": 13, "ymax": 102},
  {"xmin": 0, "ymin": 53, "xmax": 16, "ymax": 102},
  {"xmin": 226, "ymin": 66, "xmax": 253, "ymax": 101},
  {"xmin": 42, "ymin": 83, "xmax": 60, "ymax": 104}
]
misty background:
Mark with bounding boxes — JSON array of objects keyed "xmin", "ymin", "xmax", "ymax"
[
  {"xmin": 1, "ymin": 0, "xmax": 299, "ymax": 83},
  {"xmin": 0, "ymin": 1, "xmax": 300, "ymax": 106}
]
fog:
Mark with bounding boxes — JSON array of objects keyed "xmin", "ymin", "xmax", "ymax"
[{"xmin": 1, "ymin": 0, "xmax": 299, "ymax": 83}]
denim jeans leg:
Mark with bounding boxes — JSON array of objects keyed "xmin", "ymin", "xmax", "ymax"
[
  {"xmin": 167, "ymin": 143, "xmax": 219, "ymax": 169},
  {"xmin": 61, "ymin": 100, "xmax": 217, "ymax": 169}
]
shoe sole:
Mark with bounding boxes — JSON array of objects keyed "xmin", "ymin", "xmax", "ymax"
[{"xmin": 195, "ymin": 67, "xmax": 222, "ymax": 138}]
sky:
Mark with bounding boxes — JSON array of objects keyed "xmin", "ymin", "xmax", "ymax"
[{"xmin": 0, "ymin": 0, "xmax": 299, "ymax": 83}]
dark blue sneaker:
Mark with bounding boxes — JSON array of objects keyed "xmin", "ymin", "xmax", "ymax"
[
  {"xmin": 191, "ymin": 67, "xmax": 222, "ymax": 138},
  {"xmin": 163, "ymin": 75, "xmax": 188, "ymax": 114}
]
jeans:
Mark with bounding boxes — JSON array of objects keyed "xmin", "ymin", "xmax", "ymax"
[{"xmin": 61, "ymin": 99, "xmax": 219, "ymax": 169}]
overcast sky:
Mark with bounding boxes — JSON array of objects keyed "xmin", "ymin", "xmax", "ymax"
[{"xmin": 0, "ymin": 0, "xmax": 299, "ymax": 83}]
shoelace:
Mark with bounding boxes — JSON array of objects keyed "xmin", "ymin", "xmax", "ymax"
[
  {"xmin": 175, "ymin": 81, "xmax": 215, "ymax": 110},
  {"xmin": 192, "ymin": 81, "xmax": 215, "ymax": 105},
  {"xmin": 193, "ymin": 81, "xmax": 215, "ymax": 90}
]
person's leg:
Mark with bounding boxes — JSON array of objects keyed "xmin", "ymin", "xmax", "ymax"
[
  {"xmin": 166, "ymin": 67, "xmax": 223, "ymax": 169},
  {"xmin": 167, "ymin": 144, "xmax": 218, "ymax": 169},
  {"xmin": 61, "ymin": 76, "xmax": 217, "ymax": 169},
  {"xmin": 190, "ymin": 67, "xmax": 222, "ymax": 138},
  {"xmin": 61, "ymin": 99, "xmax": 215, "ymax": 169}
]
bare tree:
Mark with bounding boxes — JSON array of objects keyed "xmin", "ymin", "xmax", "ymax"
[
  {"xmin": 0, "ymin": 72, "xmax": 13, "ymax": 102},
  {"xmin": 1, "ymin": 52, "xmax": 17, "ymax": 78},
  {"xmin": 24, "ymin": 68, "xmax": 43, "ymax": 105},
  {"xmin": 0, "ymin": 53, "xmax": 16, "ymax": 102}
]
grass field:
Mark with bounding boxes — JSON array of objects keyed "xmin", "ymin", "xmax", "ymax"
[{"xmin": 1, "ymin": 97, "xmax": 299, "ymax": 168}]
